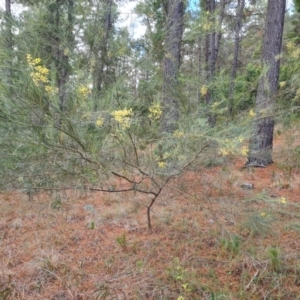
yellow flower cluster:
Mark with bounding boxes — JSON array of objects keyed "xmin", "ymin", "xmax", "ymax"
[
  {"xmin": 211, "ymin": 101, "xmax": 222, "ymax": 111},
  {"xmin": 286, "ymin": 41, "xmax": 300, "ymax": 59},
  {"xmin": 219, "ymin": 148, "xmax": 230, "ymax": 156},
  {"xmin": 173, "ymin": 130, "xmax": 184, "ymax": 138},
  {"xmin": 286, "ymin": 41, "xmax": 294, "ymax": 51},
  {"xmin": 279, "ymin": 81, "xmax": 286, "ymax": 88},
  {"xmin": 78, "ymin": 85, "xmax": 91, "ymax": 99},
  {"xmin": 291, "ymin": 47, "xmax": 300, "ymax": 59},
  {"xmin": 278, "ymin": 197, "xmax": 287, "ymax": 204},
  {"xmin": 249, "ymin": 109, "xmax": 255, "ymax": 117},
  {"xmin": 203, "ymin": 21, "xmax": 212, "ymax": 31},
  {"xmin": 148, "ymin": 102, "xmax": 162, "ymax": 120},
  {"xmin": 112, "ymin": 108, "xmax": 134, "ymax": 129},
  {"xmin": 240, "ymin": 146, "xmax": 249, "ymax": 157},
  {"xmin": 219, "ymin": 137, "xmax": 248, "ymax": 157},
  {"xmin": 200, "ymin": 85, "xmax": 208, "ymax": 96},
  {"xmin": 27, "ymin": 54, "xmax": 49, "ymax": 86},
  {"xmin": 96, "ymin": 117, "xmax": 104, "ymax": 127},
  {"xmin": 27, "ymin": 54, "xmax": 41, "ymax": 65},
  {"xmin": 45, "ymin": 85, "xmax": 58, "ymax": 95},
  {"xmin": 158, "ymin": 161, "xmax": 166, "ymax": 169}
]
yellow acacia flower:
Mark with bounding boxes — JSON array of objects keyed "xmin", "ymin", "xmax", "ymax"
[
  {"xmin": 30, "ymin": 71, "xmax": 49, "ymax": 85},
  {"xmin": 148, "ymin": 102, "xmax": 162, "ymax": 120},
  {"xmin": 34, "ymin": 65, "xmax": 49, "ymax": 75},
  {"xmin": 112, "ymin": 108, "xmax": 134, "ymax": 129},
  {"xmin": 45, "ymin": 85, "xmax": 58, "ymax": 95},
  {"xmin": 64, "ymin": 48, "xmax": 70, "ymax": 56},
  {"xmin": 78, "ymin": 85, "xmax": 91, "ymax": 99},
  {"xmin": 158, "ymin": 161, "xmax": 166, "ymax": 168},
  {"xmin": 279, "ymin": 197, "xmax": 287, "ymax": 204},
  {"xmin": 96, "ymin": 117, "xmax": 104, "ymax": 127},
  {"xmin": 200, "ymin": 85, "xmax": 208, "ymax": 96},
  {"xmin": 219, "ymin": 148, "xmax": 229, "ymax": 156},
  {"xmin": 249, "ymin": 109, "xmax": 255, "ymax": 117},
  {"xmin": 203, "ymin": 22, "xmax": 212, "ymax": 31},
  {"xmin": 211, "ymin": 101, "xmax": 221, "ymax": 110},
  {"xmin": 279, "ymin": 81, "xmax": 286, "ymax": 88},
  {"xmin": 286, "ymin": 41, "xmax": 294, "ymax": 51},
  {"xmin": 27, "ymin": 54, "xmax": 33, "ymax": 65},
  {"xmin": 45, "ymin": 85, "xmax": 53, "ymax": 93},
  {"xmin": 27, "ymin": 54, "xmax": 41, "ymax": 66},
  {"xmin": 240, "ymin": 146, "xmax": 249, "ymax": 157},
  {"xmin": 261, "ymin": 212, "xmax": 266, "ymax": 217},
  {"xmin": 173, "ymin": 130, "xmax": 184, "ymax": 138},
  {"xmin": 291, "ymin": 48, "xmax": 300, "ymax": 59},
  {"xmin": 27, "ymin": 54, "xmax": 50, "ymax": 86}
]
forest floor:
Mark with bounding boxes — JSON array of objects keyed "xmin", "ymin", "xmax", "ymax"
[{"xmin": 1, "ymin": 124, "xmax": 300, "ymax": 300}]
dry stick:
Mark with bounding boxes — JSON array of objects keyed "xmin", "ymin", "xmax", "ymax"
[
  {"xmin": 147, "ymin": 176, "xmax": 172, "ymax": 229},
  {"xmin": 126, "ymin": 130, "xmax": 139, "ymax": 166},
  {"xmin": 245, "ymin": 269, "xmax": 259, "ymax": 290}
]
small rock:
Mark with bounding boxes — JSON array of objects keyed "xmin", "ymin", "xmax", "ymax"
[{"xmin": 240, "ymin": 183, "xmax": 254, "ymax": 190}]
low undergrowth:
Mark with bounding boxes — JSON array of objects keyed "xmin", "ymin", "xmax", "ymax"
[{"xmin": 1, "ymin": 129, "xmax": 300, "ymax": 300}]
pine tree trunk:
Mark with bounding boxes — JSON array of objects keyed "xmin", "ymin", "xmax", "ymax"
[
  {"xmin": 5, "ymin": 0, "xmax": 13, "ymax": 88},
  {"xmin": 93, "ymin": 0, "xmax": 113, "ymax": 107},
  {"xmin": 228, "ymin": 0, "xmax": 245, "ymax": 116},
  {"xmin": 247, "ymin": 0, "xmax": 286, "ymax": 167},
  {"xmin": 204, "ymin": 0, "xmax": 216, "ymax": 125},
  {"xmin": 215, "ymin": 0, "xmax": 226, "ymax": 64},
  {"xmin": 196, "ymin": 37, "xmax": 202, "ymax": 106},
  {"xmin": 161, "ymin": 0, "xmax": 185, "ymax": 133}
]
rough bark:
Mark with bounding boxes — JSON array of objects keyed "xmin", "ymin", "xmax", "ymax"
[
  {"xmin": 5, "ymin": 0, "xmax": 12, "ymax": 48},
  {"xmin": 51, "ymin": 0, "xmax": 73, "ymax": 112},
  {"xmin": 228, "ymin": 0, "xmax": 245, "ymax": 116},
  {"xmin": 5, "ymin": 0, "xmax": 13, "ymax": 86},
  {"xmin": 204, "ymin": 0, "xmax": 216, "ymax": 126},
  {"xmin": 161, "ymin": 0, "xmax": 185, "ymax": 133},
  {"xmin": 202, "ymin": 0, "xmax": 228, "ymax": 124},
  {"xmin": 196, "ymin": 37, "xmax": 202, "ymax": 106},
  {"xmin": 93, "ymin": 0, "xmax": 114, "ymax": 104},
  {"xmin": 247, "ymin": 0, "xmax": 286, "ymax": 167},
  {"xmin": 215, "ymin": 0, "xmax": 227, "ymax": 65}
]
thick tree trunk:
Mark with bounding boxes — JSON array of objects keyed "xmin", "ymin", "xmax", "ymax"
[
  {"xmin": 5, "ymin": 0, "xmax": 12, "ymax": 48},
  {"xmin": 204, "ymin": 0, "xmax": 216, "ymax": 126},
  {"xmin": 202, "ymin": 0, "xmax": 227, "ymax": 124},
  {"xmin": 56, "ymin": 0, "xmax": 73, "ymax": 112},
  {"xmin": 5, "ymin": 0, "xmax": 13, "ymax": 86},
  {"xmin": 247, "ymin": 0, "xmax": 286, "ymax": 167},
  {"xmin": 215, "ymin": 0, "xmax": 226, "ymax": 65},
  {"xmin": 228, "ymin": 0, "xmax": 245, "ymax": 116},
  {"xmin": 93, "ymin": 0, "xmax": 113, "ymax": 106},
  {"xmin": 161, "ymin": 0, "xmax": 185, "ymax": 133}
]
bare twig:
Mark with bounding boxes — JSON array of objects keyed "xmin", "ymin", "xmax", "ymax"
[{"xmin": 245, "ymin": 269, "xmax": 259, "ymax": 290}]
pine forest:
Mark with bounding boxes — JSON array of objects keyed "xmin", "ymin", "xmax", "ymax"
[{"xmin": 1, "ymin": 0, "xmax": 300, "ymax": 299}]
